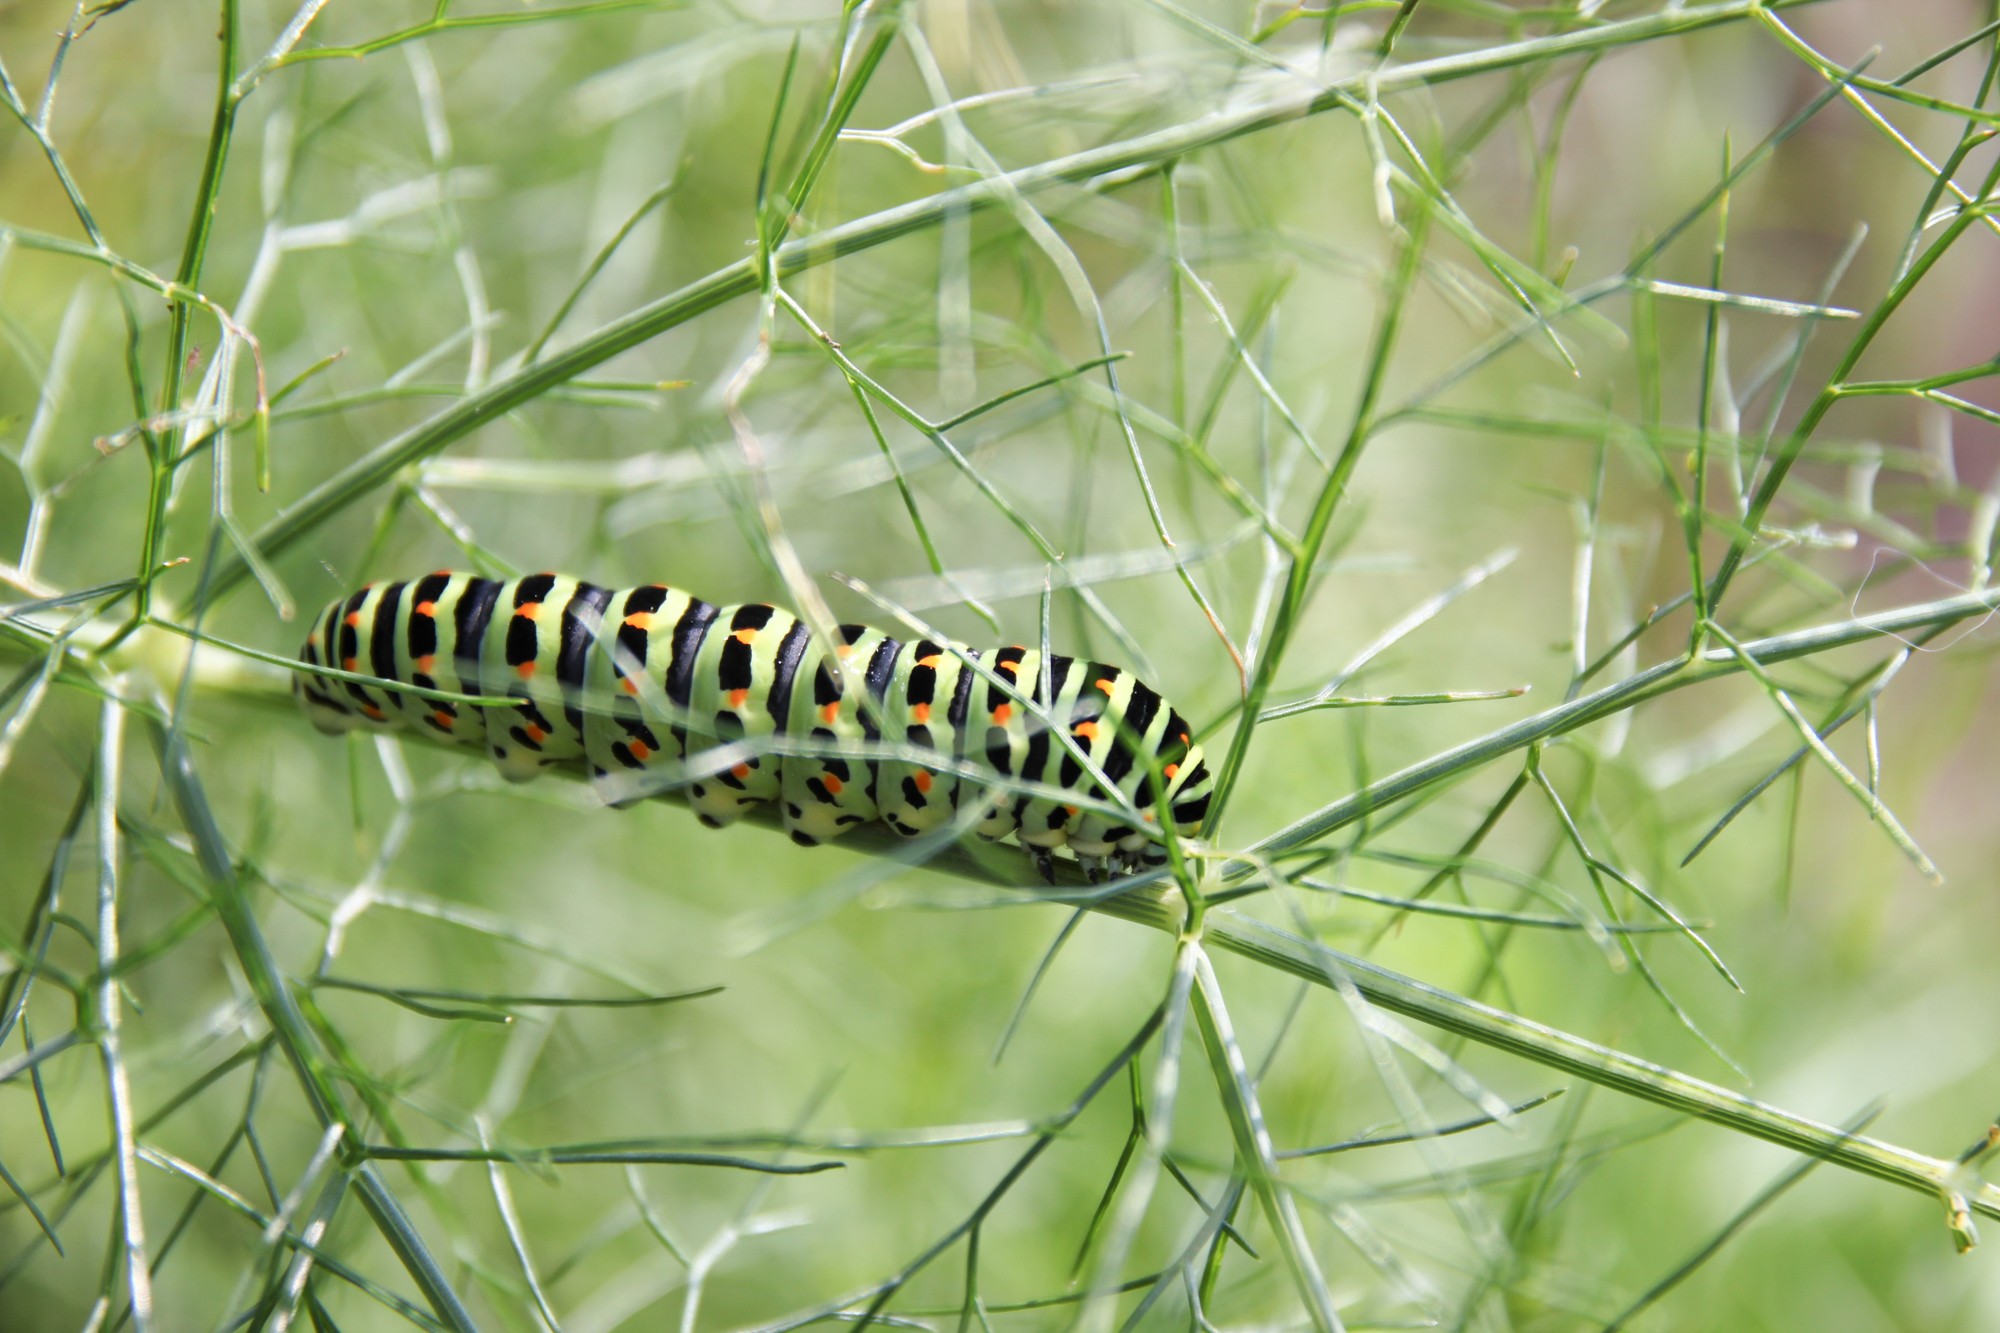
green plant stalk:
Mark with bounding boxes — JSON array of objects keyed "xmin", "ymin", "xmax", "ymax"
[
  {"xmin": 765, "ymin": 15, "xmax": 897, "ymax": 255},
  {"xmin": 1685, "ymin": 135, "xmax": 1730, "ymax": 634},
  {"xmin": 203, "ymin": 0, "xmax": 1825, "ymax": 604},
  {"xmin": 1189, "ymin": 947, "xmax": 1341, "ymax": 1333},
  {"xmin": 1157, "ymin": 897, "xmax": 2000, "ymax": 1233},
  {"xmin": 92, "ymin": 701, "xmax": 152, "ymax": 1331},
  {"xmin": 1202, "ymin": 203, "xmax": 1431, "ymax": 837},
  {"xmin": 149, "ymin": 724, "xmax": 483, "ymax": 1333},
  {"xmin": 1707, "ymin": 144, "xmax": 2000, "ymax": 608},
  {"xmin": 1242, "ymin": 585, "xmax": 2000, "ymax": 861},
  {"xmin": 136, "ymin": 0, "xmax": 243, "ymax": 633},
  {"xmin": 258, "ymin": 0, "xmax": 667, "ymax": 70}
]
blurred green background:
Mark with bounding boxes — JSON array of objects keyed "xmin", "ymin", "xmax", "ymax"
[{"xmin": 3, "ymin": 0, "xmax": 2000, "ymax": 1328}]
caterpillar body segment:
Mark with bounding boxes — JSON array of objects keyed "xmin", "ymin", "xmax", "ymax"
[{"xmin": 296, "ymin": 572, "xmax": 1215, "ymax": 880}]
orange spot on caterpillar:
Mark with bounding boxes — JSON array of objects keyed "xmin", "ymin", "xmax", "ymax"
[
  {"xmin": 341, "ymin": 657, "xmax": 357, "ymax": 672},
  {"xmin": 1179, "ymin": 732, "xmax": 1189, "ymax": 745},
  {"xmin": 731, "ymin": 762, "xmax": 752, "ymax": 780},
  {"xmin": 992, "ymin": 703, "xmax": 1013, "ymax": 724},
  {"xmin": 629, "ymin": 740, "xmax": 652, "ymax": 760},
  {"xmin": 517, "ymin": 662, "xmax": 537, "ymax": 679},
  {"xmin": 835, "ymin": 643, "xmax": 853, "ymax": 658},
  {"xmin": 1094, "ymin": 678, "xmax": 1117, "ymax": 695},
  {"xmin": 344, "ymin": 611, "xmax": 361, "ymax": 628},
  {"xmin": 432, "ymin": 710, "xmax": 453, "ymax": 729},
  {"xmin": 414, "ymin": 655, "xmax": 435, "ymax": 674},
  {"xmin": 621, "ymin": 677, "xmax": 639, "ymax": 695},
  {"xmin": 1163, "ymin": 762, "xmax": 1180, "ymax": 780},
  {"xmin": 432, "ymin": 569, "xmax": 452, "ymax": 578},
  {"xmin": 1074, "ymin": 720, "xmax": 1101, "ymax": 742},
  {"xmin": 415, "ymin": 601, "xmax": 437, "ymax": 617},
  {"xmin": 822, "ymin": 774, "xmax": 844, "ymax": 796},
  {"xmin": 728, "ymin": 688, "xmax": 749, "ymax": 709},
  {"xmin": 913, "ymin": 771, "xmax": 933, "ymax": 793},
  {"xmin": 1142, "ymin": 811, "xmax": 1157, "ymax": 823},
  {"xmin": 917, "ymin": 654, "xmax": 942, "ymax": 668},
  {"xmin": 525, "ymin": 724, "xmax": 547, "ymax": 743},
  {"xmin": 732, "ymin": 627, "xmax": 758, "ymax": 645},
  {"xmin": 820, "ymin": 702, "xmax": 840, "ymax": 723},
  {"xmin": 515, "ymin": 603, "xmax": 540, "ymax": 621},
  {"xmin": 361, "ymin": 704, "xmax": 384, "ymax": 720},
  {"xmin": 1063, "ymin": 805, "xmax": 1078, "ymax": 818},
  {"xmin": 624, "ymin": 611, "xmax": 655, "ymax": 630},
  {"xmin": 911, "ymin": 702, "xmax": 931, "ymax": 724}
]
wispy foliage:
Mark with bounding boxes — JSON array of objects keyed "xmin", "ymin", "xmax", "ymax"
[{"xmin": 3, "ymin": 0, "xmax": 2000, "ymax": 1328}]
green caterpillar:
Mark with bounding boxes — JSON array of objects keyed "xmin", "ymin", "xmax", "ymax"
[{"xmin": 296, "ymin": 572, "xmax": 1213, "ymax": 880}]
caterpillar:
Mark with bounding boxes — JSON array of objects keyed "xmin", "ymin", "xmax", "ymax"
[{"xmin": 295, "ymin": 572, "xmax": 1213, "ymax": 881}]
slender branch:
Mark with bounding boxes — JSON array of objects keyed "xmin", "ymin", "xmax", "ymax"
[{"xmin": 204, "ymin": 0, "xmax": 1822, "ymax": 602}]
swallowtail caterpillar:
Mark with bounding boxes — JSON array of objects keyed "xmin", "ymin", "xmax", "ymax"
[{"xmin": 296, "ymin": 572, "xmax": 1213, "ymax": 881}]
